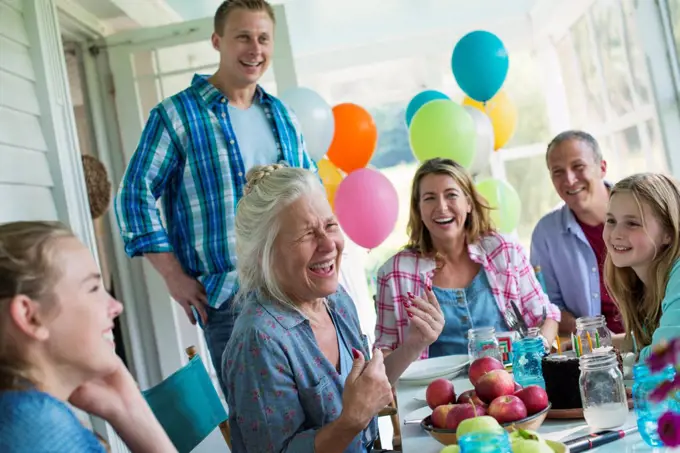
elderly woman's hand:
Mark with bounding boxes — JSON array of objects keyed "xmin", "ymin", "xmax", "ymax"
[
  {"xmin": 403, "ymin": 286, "xmax": 445, "ymax": 352},
  {"xmin": 338, "ymin": 349, "xmax": 393, "ymax": 432}
]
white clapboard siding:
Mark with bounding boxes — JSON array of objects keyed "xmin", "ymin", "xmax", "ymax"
[{"xmin": 0, "ymin": 0, "xmax": 58, "ymax": 224}]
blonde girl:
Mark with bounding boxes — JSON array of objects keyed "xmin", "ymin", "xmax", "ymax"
[
  {"xmin": 603, "ymin": 173, "xmax": 680, "ymax": 361},
  {"xmin": 0, "ymin": 221, "xmax": 175, "ymax": 452}
]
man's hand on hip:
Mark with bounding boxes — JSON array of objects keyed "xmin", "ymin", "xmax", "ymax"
[{"xmin": 144, "ymin": 252, "xmax": 209, "ymax": 325}]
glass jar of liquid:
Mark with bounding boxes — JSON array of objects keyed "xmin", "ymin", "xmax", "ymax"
[
  {"xmin": 512, "ymin": 336, "xmax": 546, "ymax": 389},
  {"xmin": 575, "ymin": 315, "xmax": 611, "ymax": 354},
  {"xmin": 459, "ymin": 431, "xmax": 512, "ymax": 453},
  {"xmin": 468, "ymin": 327, "xmax": 503, "ymax": 363},
  {"xmin": 633, "ymin": 363, "xmax": 679, "ymax": 447},
  {"xmin": 579, "ymin": 351, "xmax": 628, "ymax": 430}
]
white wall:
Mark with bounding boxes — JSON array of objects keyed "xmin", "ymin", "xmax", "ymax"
[{"xmin": 0, "ymin": 0, "xmax": 60, "ymax": 222}]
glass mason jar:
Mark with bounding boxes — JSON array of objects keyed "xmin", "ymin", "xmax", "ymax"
[
  {"xmin": 579, "ymin": 351, "xmax": 628, "ymax": 430},
  {"xmin": 633, "ymin": 363, "xmax": 679, "ymax": 447},
  {"xmin": 575, "ymin": 315, "xmax": 611, "ymax": 354},
  {"xmin": 468, "ymin": 327, "xmax": 503, "ymax": 362},
  {"xmin": 512, "ymin": 336, "xmax": 546, "ymax": 389},
  {"xmin": 459, "ymin": 431, "xmax": 512, "ymax": 453}
]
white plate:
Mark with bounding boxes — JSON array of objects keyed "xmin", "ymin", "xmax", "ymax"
[
  {"xmin": 399, "ymin": 355, "xmax": 470, "ymax": 385},
  {"xmin": 403, "ymin": 405, "xmax": 432, "ymax": 424}
]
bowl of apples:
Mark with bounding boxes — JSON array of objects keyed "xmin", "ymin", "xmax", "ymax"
[{"xmin": 421, "ymin": 356, "xmax": 562, "ymax": 450}]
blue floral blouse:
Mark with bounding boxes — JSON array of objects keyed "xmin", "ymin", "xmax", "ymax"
[{"xmin": 223, "ymin": 287, "xmax": 378, "ymax": 452}]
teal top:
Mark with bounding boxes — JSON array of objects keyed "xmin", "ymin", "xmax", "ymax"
[{"xmin": 639, "ymin": 259, "xmax": 680, "ymax": 361}]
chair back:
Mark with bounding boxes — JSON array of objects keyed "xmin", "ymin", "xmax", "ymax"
[
  {"xmin": 142, "ymin": 350, "xmax": 228, "ymax": 453},
  {"xmin": 534, "ymin": 265, "xmax": 548, "ymax": 293}
]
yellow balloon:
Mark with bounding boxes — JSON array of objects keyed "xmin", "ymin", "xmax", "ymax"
[
  {"xmin": 463, "ymin": 90, "xmax": 517, "ymax": 150},
  {"xmin": 317, "ymin": 158, "xmax": 344, "ymax": 210}
]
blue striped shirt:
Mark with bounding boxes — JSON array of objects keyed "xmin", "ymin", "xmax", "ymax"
[{"xmin": 114, "ymin": 74, "xmax": 317, "ymax": 308}]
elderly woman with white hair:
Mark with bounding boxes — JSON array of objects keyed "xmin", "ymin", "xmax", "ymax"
[{"xmin": 223, "ymin": 164, "xmax": 444, "ymax": 452}]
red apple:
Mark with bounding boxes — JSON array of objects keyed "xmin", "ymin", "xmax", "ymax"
[
  {"xmin": 475, "ymin": 369, "xmax": 515, "ymax": 403},
  {"xmin": 514, "ymin": 385, "xmax": 549, "ymax": 415},
  {"xmin": 426, "ymin": 378, "xmax": 456, "ymax": 409},
  {"xmin": 457, "ymin": 389, "xmax": 487, "ymax": 408},
  {"xmin": 431, "ymin": 404, "xmax": 456, "ymax": 428},
  {"xmin": 468, "ymin": 356, "xmax": 505, "ymax": 386},
  {"xmin": 445, "ymin": 403, "xmax": 487, "ymax": 430},
  {"xmin": 488, "ymin": 395, "xmax": 528, "ymax": 424}
]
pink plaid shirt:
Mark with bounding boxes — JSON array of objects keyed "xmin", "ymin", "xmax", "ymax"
[{"xmin": 374, "ymin": 232, "xmax": 561, "ymax": 359}]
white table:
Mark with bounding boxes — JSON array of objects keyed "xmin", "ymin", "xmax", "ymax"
[{"xmin": 396, "ymin": 375, "xmax": 667, "ymax": 453}]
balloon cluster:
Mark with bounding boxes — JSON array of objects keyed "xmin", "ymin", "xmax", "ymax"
[
  {"xmin": 405, "ymin": 30, "xmax": 522, "ymax": 233},
  {"xmin": 280, "ymin": 89, "xmax": 398, "ymax": 249}
]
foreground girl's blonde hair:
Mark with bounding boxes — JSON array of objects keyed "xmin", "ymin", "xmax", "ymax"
[
  {"xmin": 0, "ymin": 221, "xmax": 74, "ymax": 390},
  {"xmin": 604, "ymin": 173, "xmax": 680, "ymax": 348}
]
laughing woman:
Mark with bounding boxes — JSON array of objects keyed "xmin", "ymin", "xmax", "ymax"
[
  {"xmin": 223, "ymin": 164, "xmax": 444, "ymax": 452},
  {"xmin": 375, "ymin": 158, "xmax": 561, "ymax": 359},
  {"xmin": 0, "ymin": 221, "xmax": 175, "ymax": 452}
]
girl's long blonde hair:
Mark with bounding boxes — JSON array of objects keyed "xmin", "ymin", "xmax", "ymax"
[
  {"xmin": 0, "ymin": 221, "xmax": 74, "ymax": 390},
  {"xmin": 603, "ymin": 173, "xmax": 680, "ymax": 348}
]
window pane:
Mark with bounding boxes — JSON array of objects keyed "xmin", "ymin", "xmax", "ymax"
[
  {"xmin": 556, "ymin": 35, "xmax": 588, "ymax": 129},
  {"xmin": 505, "ymin": 155, "xmax": 562, "ymax": 252},
  {"xmin": 668, "ymin": 0, "xmax": 680, "ymax": 64},
  {"xmin": 613, "ymin": 125, "xmax": 646, "ymax": 177},
  {"xmin": 572, "ymin": 16, "xmax": 607, "ymax": 124},
  {"xmin": 621, "ymin": 0, "xmax": 652, "ymax": 104},
  {"xmin": 646, "ymin": 118, "xmax": 669, "ymax": 172},
  {"xmin": 591, "ymin": 1, "xmax": 634, "ymax": 117}
]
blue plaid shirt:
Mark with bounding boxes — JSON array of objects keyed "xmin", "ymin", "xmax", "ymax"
[{"xmin": 115, "ymin": 74, "xmax": 317, "ymax": 308}]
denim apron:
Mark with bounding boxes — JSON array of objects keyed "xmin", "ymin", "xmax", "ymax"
[{"xmin": 428, "ymin": 268, "xmax": 507, "ymax": 358}]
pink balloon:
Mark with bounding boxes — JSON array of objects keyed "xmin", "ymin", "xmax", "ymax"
[{"xmin": 334, "ymin": 168, "xmax": 399, "ymax": 249}]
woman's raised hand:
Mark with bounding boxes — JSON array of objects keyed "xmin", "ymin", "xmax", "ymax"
[{"xmin": 404, "ymin": 286, "xmax": 445, "ymax": 351}]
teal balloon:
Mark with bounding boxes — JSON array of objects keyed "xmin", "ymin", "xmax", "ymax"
[
  {"xmin": 452, "ymin": 30, "xmax": 509, "ymax": 102},
  {"xmin": 405, "ymin": 90, "xmax": 450, "ymax": 126},
  {"xmin": 475, "ymin": 178, "xmax": 521, "ymax": 233},
  {"xmin": 408, "ymin": 99, "xmax": 477, "ymax": 168}
]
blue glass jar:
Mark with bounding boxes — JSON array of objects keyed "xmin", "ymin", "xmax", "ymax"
[
  {"xmin": 633, "ymin": 362, "xmax": 678, "ymax": 447},
  {"xmin": 459, "ymin": 431, "xmax": 511, "ymax": 453},
  {"xmin": 512, "ymin": 336, "xmax": 546, "ymax": 389}
]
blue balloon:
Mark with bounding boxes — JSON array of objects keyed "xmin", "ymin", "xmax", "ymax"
[
  {"xmin": 405, "ymin": 90, "xmax": 450, "ymax": 126},
  {"xmin": 452, "ymin": 30, "xmax": 509, "ymax": 103}
]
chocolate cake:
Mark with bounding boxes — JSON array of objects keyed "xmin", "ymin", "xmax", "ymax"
[{"xmin": 541, "ymin": 347, "xmax": 623, "ymax": 410}]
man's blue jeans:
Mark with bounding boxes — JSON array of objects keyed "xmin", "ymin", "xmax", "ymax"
[{"xmin": 202, "ymin": 301, "xmax": 240, "ymax": 400}]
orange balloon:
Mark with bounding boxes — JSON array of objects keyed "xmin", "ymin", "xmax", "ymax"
[{"xmin": 326, "ymin": 103, "xmax": 377, "ymax": 173}]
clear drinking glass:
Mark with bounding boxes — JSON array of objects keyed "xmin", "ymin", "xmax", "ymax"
[
  {"xmin": 467, "ymin": 327, "xmax": 503, "ymax": 362},
  {"xmin": 579, "ymin": 351, "xmax": 628, "ymax": 430},
  {"xmin": 575, "ymin": 315, "xmax": 612, "ymax": 354}
]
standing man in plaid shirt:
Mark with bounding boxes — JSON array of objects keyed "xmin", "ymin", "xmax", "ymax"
[{"xmin": 114, "ymin": 0, "xmax": 316, "ymax": 395}]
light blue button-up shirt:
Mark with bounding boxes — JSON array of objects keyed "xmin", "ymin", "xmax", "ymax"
[{"xmin": 530, "ymin": 203, "xmax": 602, "ymax": 318}]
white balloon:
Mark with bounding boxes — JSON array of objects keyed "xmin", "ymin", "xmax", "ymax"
[
  {"xmin": 463, "ymin": 105, "xmax": 494, "ymax": 176},
  {"xmin": 279, "ymin": 87, "xmax": 335, "ymax": 161}
]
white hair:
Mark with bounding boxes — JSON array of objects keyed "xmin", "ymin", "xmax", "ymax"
[{"xmin": 235, "ymin": 164, "xmax": 325, "ymax": 310}]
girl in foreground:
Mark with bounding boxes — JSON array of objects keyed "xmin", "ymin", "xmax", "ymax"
[
  {"xmin": 0, "ymin": 221, "xmax": 175, "ymax": 452},
  {"xmin": 603, "ymin": 173, "xmax": 680, "ymax": 361}
]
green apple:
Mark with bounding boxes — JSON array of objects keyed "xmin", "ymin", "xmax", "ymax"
[
  {"xmin": 439, "ymin": 445, "xmax": 460, "ymax": 453},
  {"xmin": 455, "ymin": 415, "xmax": 503, "ymax": 439},
  {"xmin": 509, "ymin": 429, "xmax": 547, "ymax": 446},
  {"xmin": 511, "ymin": 438, "xmax": 553, "ymax": 453}
]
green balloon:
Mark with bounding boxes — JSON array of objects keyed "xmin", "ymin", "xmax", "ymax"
[
  {"xmin": 408, "ymin": 99, "xmax": 477, "ymax": 168},
  {"xmin": 475, "ymin": 178, "xmax": 521, "ymax": 233}
]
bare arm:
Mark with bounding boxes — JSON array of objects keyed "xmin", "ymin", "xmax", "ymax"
[
  {"xmin": 144, "ymin": 252, "xmax": 208, "ymax": 325},
  {"xmin": 612, "ymin": 333, "xmax": 634, "ymax": 353},
  {"xmin": 108, "ymin": 398, "xmax": 177, "ymax": 453},
  {"xmin": 540, "ymin": 318, "xmax": 559, "ymax": 348},
  {"xmin": 559, "ymin": 310, "xmax": 577, "ymax": 335}
]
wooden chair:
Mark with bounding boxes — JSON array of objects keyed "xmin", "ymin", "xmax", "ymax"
[
  {"xmin": 186, "ymin": 346, "xmax": 232, "ymax": 450},
  {"xmin": 140, "ymin": 345, "xmax": 231, "ymax": 452},
  {"xmin": 372, "ymin": 295, "xmax": 402, "ymax": 450}
]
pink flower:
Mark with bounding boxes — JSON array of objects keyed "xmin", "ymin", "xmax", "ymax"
[
  {"xmin": 658, "ymin": 411, "xmax": 680, "ymax": 447},
  {"xmin": 650, "ymin": 376, "xmax": 680, "ymax": 403},
  {"xmin": 646, "ymin": 339, "xmax": 680, "ymax": 373}
]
